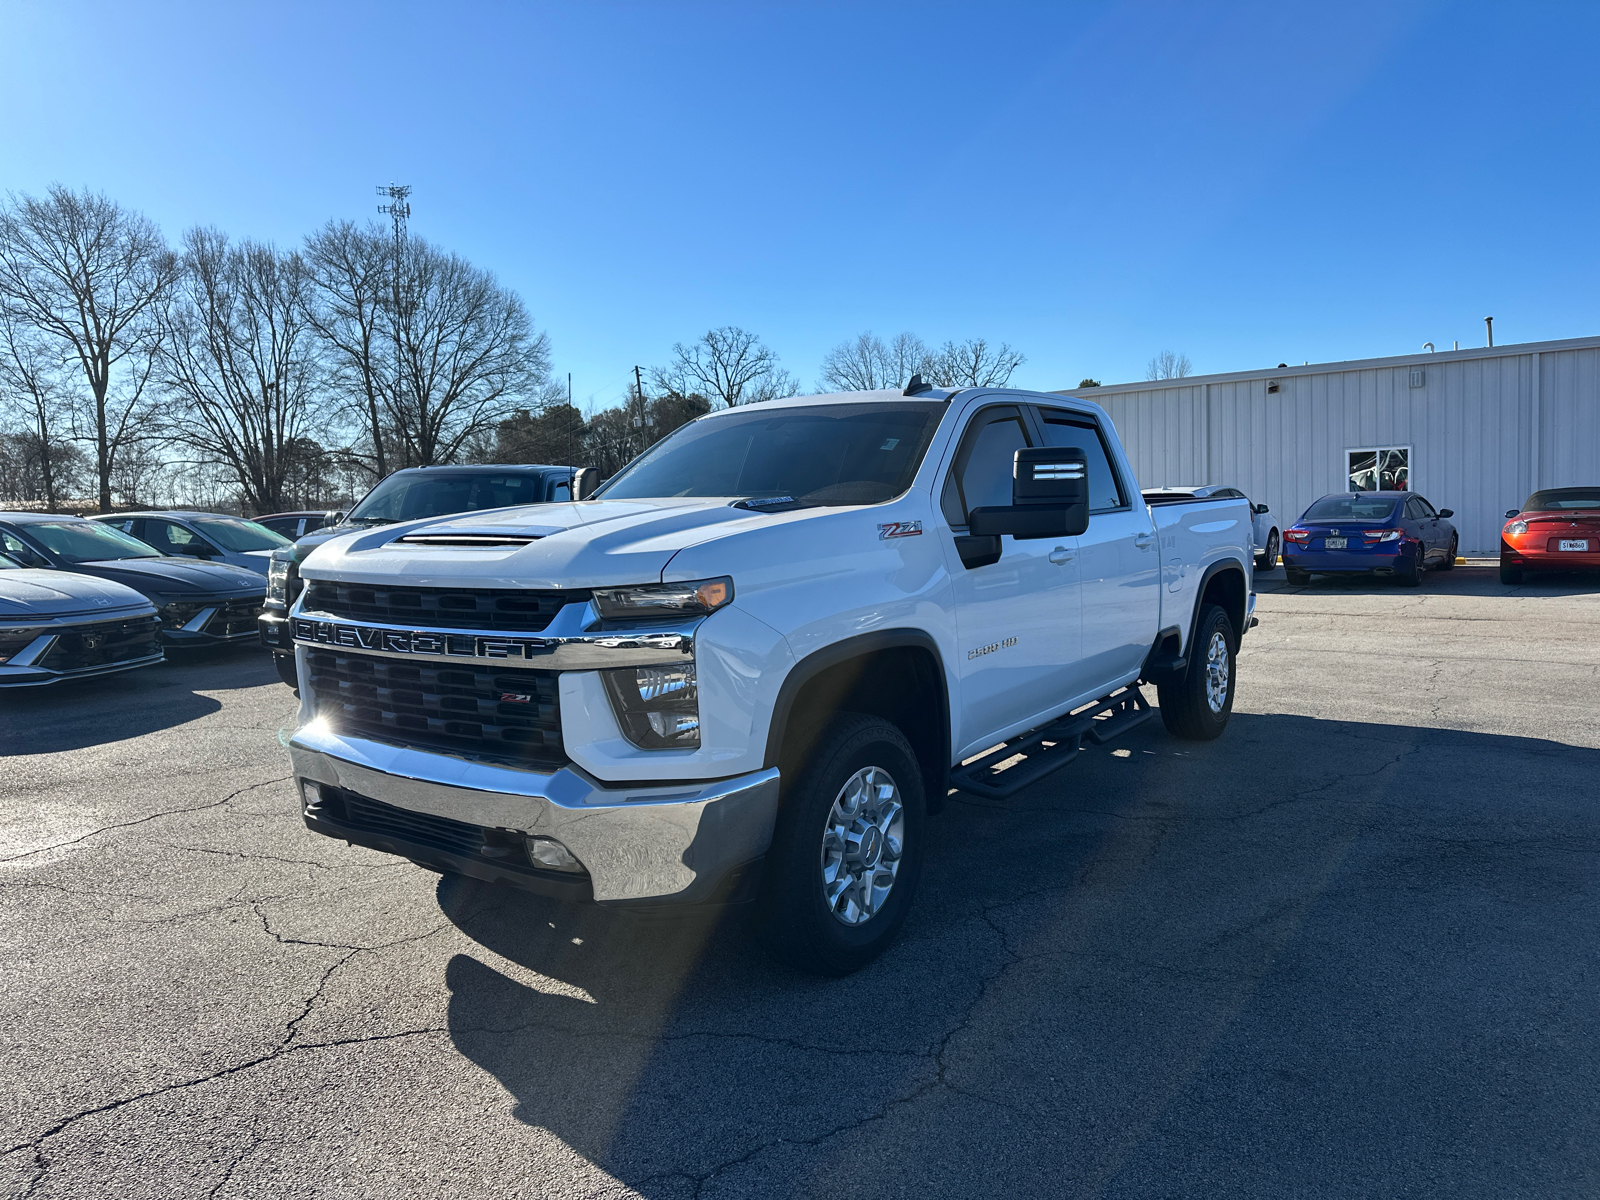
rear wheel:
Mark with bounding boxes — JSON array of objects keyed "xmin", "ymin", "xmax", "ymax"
[
  {"xmin": 760, "ymin": 714, "xmax": 925, "ymax": 976},
  {"xmin": 1438, "ymin": 535, "xmax": 1459, "ymax": 570},
  {"xmin": 1500, "ymin": 562, "xmax": 1523, "ymax": 585},
  {"xmin": 1256, "ymin": 530, "xmax": 1280, "ymax": 572},
  {"xmin": 1397, "ymin": 550, "xmax": 1423, "ymax": 587},
  {"xmin": 1285, "ymin": 568, "xmax": 1311, "ymax": 585},
  {"xmin": 1156, "ymin": 604, "xmax": 1236, "ymax": 741}
]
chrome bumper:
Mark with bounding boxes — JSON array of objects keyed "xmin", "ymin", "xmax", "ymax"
[{"xmin": 288, "ymin": 722, "xmax": 780, "ymax": 904}]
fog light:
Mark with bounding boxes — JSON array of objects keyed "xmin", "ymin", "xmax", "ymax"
[
  {"xmin": 300, "ymin": 780, "xmax": 322, "ymax": 809},
  {"xmin": 525, "ymin": 836, "xmax": 584, "ymax": 873}
]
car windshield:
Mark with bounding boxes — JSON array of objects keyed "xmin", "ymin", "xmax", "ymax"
[
  {"xmin": 1302, "ymin": 496, "xmax": 1401, "ymax": 522},
  {"xmin": 25, "ymin": 520, "xmax": 162, "ymax": 562},
  {"xmin": 189, "ymin": 517, "xmax": 291, "ymax": 552},
  {"xmin": 1525, "ymin": 489, "xmax": 1600, "ymax": 511},
  {"xmin": 346, "ymin": 471, "xmax": 555, "ymax": 525},
  {"xmin": 596, "ymin": 401, "xmax": 947, "ymax": 505}
]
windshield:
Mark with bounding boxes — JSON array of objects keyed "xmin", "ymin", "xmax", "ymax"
[
  {"xmin": 190, "ymin": 517, "xmax": 291, "ymax": 552},
  {"xmin": 1525, "ymin": 489, "xmax": 1600, "ymax": 511},
  {"xmin": 346, "ymin": 471, "xmax": 556, "ymax": 525},
  {"xmin": 596, "ymin": 402, "xmax": 947, "ymax": 505},
  {"xmin": 1302, "ymin": 496, "xmax": 1401, "ymax": 522},
  {"xmin": 25, "ymin": 520, "xmax": 162, "ymax": 563}
]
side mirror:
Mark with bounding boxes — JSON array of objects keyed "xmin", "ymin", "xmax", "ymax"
[
  {"xmin": 1253, "ymin": 502, "xmax": 1271, "ymax": 515},
  {"xmin": 1437, "ymin": 508, "xmax": 1454, "ymax": 519},
  {"xmin": 1504, "ymin": 508, "xmax": 1519, "ymax": 519},
  {"xmin": 325, "ymin": 510, "xmax": 345, "ymax": 526},
  {"xmin": 967, "ymin": 447, "xmax": 1090, "ymax": 542},
  {"xmin": 573, "ymin": 467, "xmax": 600, "ymax": 500}
]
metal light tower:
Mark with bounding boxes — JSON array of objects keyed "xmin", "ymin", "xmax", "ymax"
[{"xmin": 376, "ymin": 184, "xmax": 412, "ymax": 472}]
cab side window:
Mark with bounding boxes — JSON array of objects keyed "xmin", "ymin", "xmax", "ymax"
[
  {"xmin": 1, "ymin": 530, "xmax": 46, "ymax": 565},
  {"xmin": 144, "ymin": 520, "xmax": 211, "ymax": 556},
  {"xmin": 1036, "ymin": 410, "xmax": 1127, "ymax": 513},
  {"xmin": 940, "ymin": 407, "xmax": 1032, "ymax": 527}
]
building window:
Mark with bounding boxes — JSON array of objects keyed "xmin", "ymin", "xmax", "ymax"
[{"xmin": 1348, "ymin": 447, "xmax": 1409, "ymax": 492}]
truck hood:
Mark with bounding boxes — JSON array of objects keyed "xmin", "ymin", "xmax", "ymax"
[
  {"xmin": 298, "ymin": 498, "xmax": 777, "ymax": 588},
  {"xmin": 0, "ymin": 569, "xmax": 155, "ymax": 621}
]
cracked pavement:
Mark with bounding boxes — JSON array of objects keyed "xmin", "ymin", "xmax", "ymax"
[{"xmin": 3, "ymin": 564, "xmax": 1598, "ymax": 1198}]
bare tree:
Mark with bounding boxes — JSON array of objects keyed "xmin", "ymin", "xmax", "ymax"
[
  {"xmin": 817, "ymin": 331, "xmax": 932, "ymax": 392},
  {"xmin": 653, "ymin": 326, "xmax": 797, "ymax": 408},
  {"xmin": 386, "ymin": 239, "xmax": 550, "ymax": 466},
  {"xmin": 304, "ymin": 220, "xmax": 393, "ymax": 478},
  {"xmin": 159, "ymin": 228, "xmax": 326, "ymax": 514},
  {"xmin": 923, "ymin": 337, "xmax": 1025, "ymax": 387},
  {"xmin": 0, "ymin": 309, "xmax": 71, "ymax": 510},
  {"xmin": 1145, "ymin": 350, "xmax": 1192, "ymax": 380},
  {"xmin": 0, "ymin": 186, "xmax": 177, "ymax": 511}
]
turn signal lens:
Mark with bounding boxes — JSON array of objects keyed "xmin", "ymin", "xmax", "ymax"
[
  {"xmin": 592, "ymin": 577, "xmax": 733, "ymax": 621},
  {"xmin": 1284, "ymin": 528, "xmax": 1310, "ymax": 545},
  {"xmin": 1507, "ymin": 520, "xmax": 1528, "ymax": 536}
]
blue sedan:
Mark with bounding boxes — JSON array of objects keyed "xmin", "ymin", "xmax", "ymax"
[{"xmin": 1282, "ymin": 492, "xmax": 1459, "ymax": 587}]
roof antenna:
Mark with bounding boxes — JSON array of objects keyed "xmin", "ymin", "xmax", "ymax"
[{"xmin": 903, "ymin": 373, "xmax": 932, "ymax": 396}]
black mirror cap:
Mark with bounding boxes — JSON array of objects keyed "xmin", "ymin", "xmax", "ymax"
[
  {"xmin": 1254, "ymin": 502, "xmax": 1271, "ymax": 515},
  {"xmin": 1437, "ymin": 508, "xmax": 1454, "ymax": 518},
  {"xmin": 1013, "ymin": 446, "xmax": 1088, "ymax": 505},
  {"xmin": 1504, "ymin": 508, "xmax": 1519, "ymax": 519},
  {"xmin": 954, "ymin": 534, "xmax": 1001, "ymax": 570}
]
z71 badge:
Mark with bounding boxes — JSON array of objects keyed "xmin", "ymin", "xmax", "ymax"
[{"xmin": 878, "ymin": 521, "xmax": 923, "ymax": 539}]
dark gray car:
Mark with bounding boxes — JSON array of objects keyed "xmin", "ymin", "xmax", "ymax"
[
  {"xmin": 0, "ymin": 553, "xmax": 164, "ymax": 687},
  {"xmin": 0, "ymin": 514, "xmax": 268, "ymax": 649}
]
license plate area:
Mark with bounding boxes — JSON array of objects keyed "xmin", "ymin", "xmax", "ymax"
[
  {"xmin": 1558, "ymin": 539, "xmax": 1590, "ymax": 552},
  {"xmin": 1323, "ymin": 537, "xmax": 1347, "ymax": 549}
]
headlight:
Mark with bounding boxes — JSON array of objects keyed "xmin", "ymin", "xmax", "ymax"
[
  {"xmin": 267, "ymin": 558, "xmax": 290, "ymax": 603},
  {"xmin": 601, "ymin": 661, "xmax": 700, "ymax": 749},
  {"xmin": 592, "ymin": 577, "xmax": 732, "ymax": 622},
  {"xmin": 1507, "ymin": 520, "xmax": 1528, "ymax": 536}
]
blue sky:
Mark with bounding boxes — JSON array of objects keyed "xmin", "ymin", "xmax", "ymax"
[{"xmin": 3, "ymin": 1, "xmax": 1596, "ymax": 406}]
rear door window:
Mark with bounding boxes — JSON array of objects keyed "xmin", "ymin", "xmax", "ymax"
[{"xmin": 1034, "ymin": 410, "xmax": 1127, "ymax": 513}]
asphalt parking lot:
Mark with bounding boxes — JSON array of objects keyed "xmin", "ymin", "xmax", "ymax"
[{"xmin": 3, "ymin": 564, "xmax": 1598, "ymax": 1199}]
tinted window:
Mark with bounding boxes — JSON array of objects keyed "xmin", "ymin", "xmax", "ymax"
[
  {"xmin": 0, "ymin": 531, "xmax": 44, "ymax": 565},
  {"xmin": 1038, "ymin": 412, "xmax": 1127, "ymax": 512},
  {"xmin": 347, "ymin": 472, "xmax": 552, "ymax": 524},
  {"xmin": 1411, "ymin": 496, "xmax": 1437, "ymax": 519},
  {"xmin": 942, "ymin": 411, "xmax": 1031, "ymax": 525},
  {"xmin": 190, "ymin": 517, "xmax": 291, "ymax": 552},
  {"xmin": 0, "ymin": 552, "xmax": 20, "ymax": 570},
  {"xmin": 598, "ymin": 402, "xmax": 946, "ymax": 506},
  {"xmin": 1303, "ymin": 496, "xmax": 1401, "ymax": 522},
  {"xmin": 22, "ymin": 521, "xmax": 162, "ymax": 562},
  {"xmin": 142, "ymin": 520, "xmax": 210, "ymax": 554},
  {"xmin": 1525, "ymin": 488, "xmax": 1600, "ymax": 511}
]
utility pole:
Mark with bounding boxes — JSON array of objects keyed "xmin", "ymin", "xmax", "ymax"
[{"xmin": 376, "ymin": 183, "xmax": 412, "ymax": 472}]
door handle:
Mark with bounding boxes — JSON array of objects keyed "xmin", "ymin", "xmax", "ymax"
[
  {"xmin": 1049, "ymin": 546, "xmax": 1075, "ymax": 564},
  {"xmin": 1133, "ymin": 532, "xmax": 1155, "ymax": 549}
]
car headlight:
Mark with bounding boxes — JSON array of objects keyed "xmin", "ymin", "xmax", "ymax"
[
  {"xmin": 601, "ymin": 661, "xmax": 700, "ymax": 749},
  {"xmin": 591, "ymin": 577, "xmax": 732, "ymax": 622},
  {"xmin": 267, "ymin": 558, "xmax": 290, "ymax": 603},
  {"xmin": 1507, "ymin": 520, "xmax": 1528, "ymax": 536}
]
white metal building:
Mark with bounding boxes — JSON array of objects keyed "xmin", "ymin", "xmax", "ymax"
[{"xmin": 1059, "ymin": 335, "xmax": 1600, "ymax": 555}]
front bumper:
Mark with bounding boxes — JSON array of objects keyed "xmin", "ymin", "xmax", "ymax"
[
  {"xmin": 288, "ymin": 722, "xmax": 781, "ymax": 905},
  {"xmin": 159, "ymin": 597, "xmax": 267, "ymax": 647},
  {"xmin": 0, "ymin": 611, "xmax": 164, "ymax": 688}
]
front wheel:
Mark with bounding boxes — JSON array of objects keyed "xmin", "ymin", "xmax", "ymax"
[
  {"xmin": 1438, "ymin": 536, "xmax": 1458, "ymax": 570},
  {"xmin": 1256, "ymin": 530, "xmax": 1279, "ymax": 572},
  {"xmin": 760, "ymin": 714, "xmax": 925, "ymax": 976},
  {"xmin": 1156, "ymin": 604, "xmax": 1236, "ymax": 741}
]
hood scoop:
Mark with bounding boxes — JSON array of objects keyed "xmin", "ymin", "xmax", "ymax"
[{"xmin": 393, "ymin": 530, "xmax": 545, "ymax": 548}]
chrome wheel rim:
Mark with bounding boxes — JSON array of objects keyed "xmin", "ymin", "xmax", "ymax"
[
  {"xmin": 820, "ymin": 766, "xmax": 904, "ymax": 926},
  {"xmin": 1204, "ymin": 630, "xmax": 1229, "ymax": 713}
]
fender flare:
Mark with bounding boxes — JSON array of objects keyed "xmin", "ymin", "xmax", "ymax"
[
  {"xmin": 1144, "ymin": 560, "xmax": 1249, "ymax": 682},
  {"xmin": 762, "ymin": 628, "xmax": 952, "ymax": 800}
]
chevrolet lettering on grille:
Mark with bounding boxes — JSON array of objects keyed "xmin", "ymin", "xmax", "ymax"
[{"xmin": 291, "ymin": 617, "xmax": 553, "ymax": 661}]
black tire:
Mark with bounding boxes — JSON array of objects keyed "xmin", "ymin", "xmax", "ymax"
[
  {"xmin": 1256, "ymin": 529, "xmax": 1279, "ymax": 572},
  {"xmin": 273, "ymin": 652, "xmax": 299, "ymax": 690},
  {"xmin": 1500, "ymin": 563, "xmax": 1523, "ymax": 585},
  {"xmin": 1285, "ymin": 568, "xmax": 1311, "ymax": 585},
  {"xmin": 1438, "ymin": 536, "xmax": 1458, "ymax": 570},
  {"xmin": 1398, "ymin": 550, "xmax": 1423, "ymax": 587},
  {"xmin": 1156, "ymin": 604, "xmax": 1236, "ymax": 741},
  {"xmin": 759, "ymin": 714, "xmax": 925, "ymax": 976}
]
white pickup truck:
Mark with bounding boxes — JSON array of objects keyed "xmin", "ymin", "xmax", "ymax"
[{"xmin": 285, "ymin": 382, "xmax": 1256, "ymax": 973}]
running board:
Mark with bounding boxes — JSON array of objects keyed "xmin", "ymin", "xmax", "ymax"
[{"xmin": 949, "ymin": 687, "xmax": 1154, "ymax": 801}]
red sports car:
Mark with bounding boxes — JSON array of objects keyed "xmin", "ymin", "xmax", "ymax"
[{"xmin": 1500, "ymin": 487, "xmax": 1600, "ymax": 583}]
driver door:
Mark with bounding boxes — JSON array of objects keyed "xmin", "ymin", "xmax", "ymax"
[{"xmin": 937, "ymin": 404, "xmax": 1083, "ymax": 756}]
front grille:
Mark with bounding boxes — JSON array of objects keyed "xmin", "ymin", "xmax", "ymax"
[
  {"xmin": 41, "ymin": 614, "xmax": 161, "ymax": 671},
  {"xmin": 305, "ymin": 648, "xmax": 565, "ymax": 768},
  {"xmin": 206, "ymin": 597, "xmax": 265, "ymax": 637},
  {"xmin": 303, "ymin": 582, "xmax": 585, "ymax": 632}
]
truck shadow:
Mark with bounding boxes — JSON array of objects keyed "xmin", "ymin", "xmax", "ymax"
[{"xmin": 434, "ymin": 713, "xmax": 1600, "ymax": 1197}]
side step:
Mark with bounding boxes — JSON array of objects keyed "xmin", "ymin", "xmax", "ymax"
[{"xmin": 949, "ymin": 687, "xmax": 1154, "ymax": 801}]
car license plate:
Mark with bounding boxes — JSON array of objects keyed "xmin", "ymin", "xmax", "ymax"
[
  {"xmin": 1559, "ymin": 539, "xmax": 1589, "ymax": 551},
  {"xmin": 1324, "ymin": 537, "xmax": 1346, "ymax": 549}
]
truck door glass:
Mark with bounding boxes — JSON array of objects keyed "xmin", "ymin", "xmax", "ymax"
[
  {"xmin": 941, "ymin": 410, "xmax": 1031, "ymax": 526},
  {"xmin": 1037, "ymin": 413, "xmax": 1127, "ymax": 512}
]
